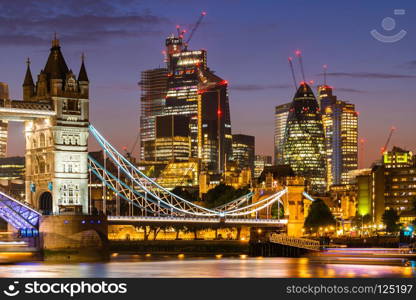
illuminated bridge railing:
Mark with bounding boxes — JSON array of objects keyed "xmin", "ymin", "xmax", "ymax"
[
  {"xmin": 0, "ymin": 191, "xmax": 40, "ymax": 230},
  {"xmin": 108, "ymin": 216, "xmax": 288, "ymax": 225},
  {"xmin": 269, "ymin": 233, "xmax": 320, "ymax": 251}
]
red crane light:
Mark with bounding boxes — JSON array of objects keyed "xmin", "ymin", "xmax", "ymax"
[{"xmin": 217, "ymin": 109, "xmax": 222, "ymax": 116}]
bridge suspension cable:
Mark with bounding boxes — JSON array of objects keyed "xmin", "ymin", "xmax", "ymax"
[{"xmin": 89, "ymin": 124, "xmax": 288, "ymax": 218}]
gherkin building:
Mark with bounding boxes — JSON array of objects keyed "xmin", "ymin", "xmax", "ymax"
[{"xmin": 283, "ymin": 83, "xmax": 327, "ymax": 194}]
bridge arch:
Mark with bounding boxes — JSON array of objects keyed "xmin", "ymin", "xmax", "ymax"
[{"xmin": 39, "ymin": 191, "xmax": 52, "ymax": 215}]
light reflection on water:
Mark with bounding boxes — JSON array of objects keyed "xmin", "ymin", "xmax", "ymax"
[{"xmin": 0, "ymin": 254, "xmax": 415, "ymax": 278}]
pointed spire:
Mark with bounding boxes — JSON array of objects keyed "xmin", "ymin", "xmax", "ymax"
[
  {"xmin": 52, "ymin": 32, "xmax": 60, "ymax": 48},
  {"xmin": 23, "ymin": 57, "xmax": 34, "ymax": 86},
  {"xmin": 44, "ymin": 34, "xmax": 69, "ymax": 80},
  {"xmin": 78, "ymin": 52, "xmax": 89, "ymax": 82}
]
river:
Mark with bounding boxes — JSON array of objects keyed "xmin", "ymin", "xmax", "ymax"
[{"xmin": 0, "ymin": 254, "xmax": 415, "ymax": 277}]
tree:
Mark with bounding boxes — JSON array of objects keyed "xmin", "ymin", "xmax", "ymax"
[
  {"xmin": 139, "ymin": 225, "xmax": 151, "ymax": 241},
  {"xmin": 172, "ymin": 224, "xmax": 188, "ymax": 240},
  {"xmin": 304, "ymin": 199, "xmax": 336, "ymax": 233},
  {"xmin": 171, "ymin": 187, "xmax": 199, "ymax": 202},
  {"xmin": 382, "ymin": 209, "xmax": 400, "ymax": 233},
  {"xmin": 352, "ymin": 213, "xmax": 372, "ymax": 229},
  {"xmin": 204, "ymin": 184, "xmax": 250, "ymax": 208},
  {"xmin": 271, "ymin": 201, "xmax": 284, "ymax": 219}
]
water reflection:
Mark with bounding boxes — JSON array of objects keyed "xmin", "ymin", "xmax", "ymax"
[{"xmin": 0, "ymin": 254, "xmax": 414, "ymax": 278}]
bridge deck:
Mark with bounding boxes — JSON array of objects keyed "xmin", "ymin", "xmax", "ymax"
[{"xmin": 108, "ymin": 216, "xmax": 287, "ymax": 227}]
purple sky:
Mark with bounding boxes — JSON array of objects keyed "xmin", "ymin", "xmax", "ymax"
[{"xmin": 2, "ymin": 0, "xmax": 416, "ymax": 167}]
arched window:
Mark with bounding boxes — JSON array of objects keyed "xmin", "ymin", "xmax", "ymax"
[{"xmin": 39, "ymin": 133, "xmax": 46, "ymax": 148}]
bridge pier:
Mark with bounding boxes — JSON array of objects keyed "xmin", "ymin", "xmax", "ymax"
[{"xmin": 39, "ymin": 215, "xmax": 108, "ymax": 262}]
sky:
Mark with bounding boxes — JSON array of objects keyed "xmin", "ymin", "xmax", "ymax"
[{"xmin": 1, "ymin": 0, "xmax": 416, "ymax": 167}]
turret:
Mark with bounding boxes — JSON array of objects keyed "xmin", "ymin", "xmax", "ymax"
[
  {"xmin": 23, "ymin": 58, "xmax": 35, "ymax": 101},
  {"xmin": 37, "ymin": 34, "xmax": 69, "ymax": 97},
  {"xmin": 78, "ymin": 54, "xmax": 89, "ymax": 97}
]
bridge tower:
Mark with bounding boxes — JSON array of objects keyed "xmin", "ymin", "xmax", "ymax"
[
  {"xmin": 283, "ymin": 177, "xmax": 310, "ymax": 237},
  {"xmin": 24, "ymin": 37, "xmax": 89, "ymax": 215}
]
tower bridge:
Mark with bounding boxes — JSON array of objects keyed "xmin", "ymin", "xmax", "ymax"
[{"xmin": 0, "ymin": 38, "xmax": 312, "ymax": 256}]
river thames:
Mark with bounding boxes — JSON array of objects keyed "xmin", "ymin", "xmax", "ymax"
[{"xmin": 0, "ymin": 254, "xmax": 415, "ymax": 278}]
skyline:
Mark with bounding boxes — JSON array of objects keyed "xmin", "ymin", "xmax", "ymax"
[{"xmin": 1, "ymin": 0, "xmax": 416, "ymax": 167}]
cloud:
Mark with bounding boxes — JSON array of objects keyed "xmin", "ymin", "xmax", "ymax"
[
  {"xmin": 319, "ymin": 72, "xmax": 416, "ymax": 79},
  {"xmin": 403, "ymin": 60, "xmax": 416, "ymax": 69},
  {"xmin": 230, "ymin": 83, "xmax": 292, "ymax": 91},
  {"xmin": 0, "ymin": 0, "xmax": 169, "ymax": 46},
  {"xmin": 335, "ymin": 87, "xmax": 367, "ymax": 94}
]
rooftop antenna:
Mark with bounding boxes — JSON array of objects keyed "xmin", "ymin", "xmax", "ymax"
[
  {"xmin": 323, "ymin": 64, "xmax": 328, "ymax": 85},
  {"xmin": 295, "ymin": 50, "xmax": 306, "ymax": 83},
  {"xmin": 288, "ymin": 57, "xmax": 297, "ymax": 90}
]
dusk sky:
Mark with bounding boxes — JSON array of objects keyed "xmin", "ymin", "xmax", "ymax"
[{"xmin": 2, "ymin": 0, "xmax": 416, "ymax": 167}]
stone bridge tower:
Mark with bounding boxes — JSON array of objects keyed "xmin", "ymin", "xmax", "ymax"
[
  {"xmin": 253, "ymin": 172, "xmax": 310, "ymax": 237},
  {"xmin": 24, "ymin": 37, "xmax": 89, "ymax": 214}
]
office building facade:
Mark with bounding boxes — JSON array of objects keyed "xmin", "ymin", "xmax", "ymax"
[
  {"xmin": 0, "ymin": 82, "xmax": 9, "ymax": 157},
  {"xmin": 318, "ymin": 85, "xmax": 358, "ymax": 187},
  {"xmin": 140, "ymin": 33, "xmax": 233, "ymax": 174},
  {"xmin": 274, "ymin": 102, "xmax": 290, "ymax": 165},
  {"xmin": 232, "ymin": 134, "xmax": 255, "ymax": 174},
  {"xmin": 139, "ymin": 68, "xmax": 168, "ymax": 161}
]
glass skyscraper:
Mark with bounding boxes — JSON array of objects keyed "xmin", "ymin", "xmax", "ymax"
[
  {"xmin": 274, "ymin": 102, "xmax": 290, "ymax": 165},
  {"xmin": 0, "ymin": 82, "xmax": 9, "ymax": 157},
  {"xmin": 283, "ymin": 83, "xmax": 327, "ymax": 194},
  {"xmin": 318, "ymin": 85, "xmax": 358, "ymax": 186},
  {"xmin": 139, "ymin": 68, "xmax": 168, "ymax": 161},
  {"xmin": 232, "ymin": 134, "xmax": 255, "ymax": 174},
  {"xmin": 139, "ymin": 33, "xmax": 232, "ymax": 174}
]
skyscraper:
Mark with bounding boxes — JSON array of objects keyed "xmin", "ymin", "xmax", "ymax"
[
  {"xmin": 318, "ymin": 85, "xmax": 358, "ymax": 186},
  {"xmin": 274, "ymin": 102, "xmax": 290, "ymax": 165},
  {"xmin": 141, "ymin": 33, "xmax": 233, "ymax": 173},
  {"xmin": 283, "ymin": 83, "xmax": 327, "ymax": 193},
  {"xmin": 155, "ymin": 114, "xmax": 191, "ymax": 162},
  {"xmin": 232, "ymin": 134, "xmax": 255, "ymax": 174},
  {"xmin": 254, "ymin": 155, "xmax": 272, "ymax": 178},
  {"xmin": 197, "ymin": 68, "xmax": 232, "ymax": 173},
  {"xmin": 0, "ymin": 82, "xmax": 9, "ymax": 157},
  {"xmin": 139, "ymin": 68, "xmax": 168, "ymax": 161}
]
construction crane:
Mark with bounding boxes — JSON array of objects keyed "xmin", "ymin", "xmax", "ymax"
[
  {"xmin": 183, "ymin": 11, "xmax": 207, "ymax": 50},
  {"xmin": 380, "ymin": 126, "xmax": 396, "ymax": 154}
]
